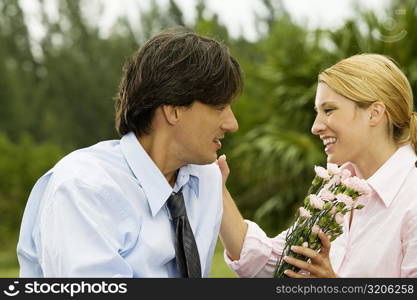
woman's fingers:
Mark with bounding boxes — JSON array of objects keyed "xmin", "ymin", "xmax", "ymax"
[
  {"xmin": 290, "ymin": 245, "xmax": 321, "ymax": 262},
  {"xmin": 317, "ymin": 230, "xmax": 331, "ymax": 257},
  {"xmin": 283, "ymin": 255, "xmax": 315, "ymax": 273},
  {"xmin": 217, "ymin": 154, "xmax": 230, "ymax": 185},
  {"xmin": 284, "ymin": 235, "xmax": 337, "ymax": 278},
  {"xmin": 283, "ymin": 269, "xmax": 312, "ymax": 278}
]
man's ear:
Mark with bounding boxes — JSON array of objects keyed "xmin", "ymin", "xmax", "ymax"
[
  {"xmin": 161, "ymin": 105, "xmax": 180, "ymax": 125},
  {"xmin": 369, "ymin": 101, "xmax": 387, "ymax": 126}
]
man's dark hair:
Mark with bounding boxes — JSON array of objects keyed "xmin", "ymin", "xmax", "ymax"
[{"xmin": 115, "ymin": 29, "xmax": 243, "ymax": 136}]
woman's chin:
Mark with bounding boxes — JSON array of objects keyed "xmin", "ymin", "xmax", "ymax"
[{"xmin": 326, "ymin": 155, "xmax": 342, "ymax": 165}]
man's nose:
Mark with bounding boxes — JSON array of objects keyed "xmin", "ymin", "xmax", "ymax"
[{"xmin": 222, "ymin": 106, "xmax": 239, "ymax": 132}]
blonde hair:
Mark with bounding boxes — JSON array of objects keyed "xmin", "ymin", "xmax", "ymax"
[{"xmin": 318, "ymin": 54, "xmax": 417, "ymax": 154}]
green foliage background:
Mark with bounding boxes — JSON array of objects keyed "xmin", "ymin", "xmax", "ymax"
[{"xmin": 1, "ymin": 0, "xmax": 416, "ymax": 277}]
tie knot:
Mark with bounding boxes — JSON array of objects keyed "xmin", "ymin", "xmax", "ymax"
[{"xmin": 167, "ymin": 190, "xmax": 186, "ymax": 219}]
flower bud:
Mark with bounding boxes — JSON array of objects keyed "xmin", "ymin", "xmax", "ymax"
[{"xmin": 323, "ymin": 202, "xmax": 332, "ymax": 210}]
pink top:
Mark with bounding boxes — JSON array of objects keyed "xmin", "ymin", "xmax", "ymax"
[{"xmin": 225, "ymin": 144, "xmax": 417, "ymax": 277}]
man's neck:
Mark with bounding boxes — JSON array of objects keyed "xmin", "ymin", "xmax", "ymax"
[{"xmin": 136, "ymin": 133, "xmax": 182, "ymax": 187}]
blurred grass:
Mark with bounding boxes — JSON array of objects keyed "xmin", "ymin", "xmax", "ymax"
[
  {"xmin": 0, "ymin": 238, "xmax": 236, "ymax": 278},
  {"xmin": 0, "ymin": 247, "xmax": 19, "ymax": 277},
  {"xmin": 210, "ymin": 239, "xmax": 236, "ymax": 278}
]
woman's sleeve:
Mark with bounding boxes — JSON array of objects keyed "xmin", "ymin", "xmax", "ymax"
[
  {"xmin": 401, "ymin": 209, "xmax": 417, "ymax": 277},
  {"xmin": 224, "ymin": 220, "xmax": 288, "ymax": 278}
]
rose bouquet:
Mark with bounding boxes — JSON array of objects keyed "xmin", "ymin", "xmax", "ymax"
[{"xmin": 273, "ymin": 163, "xmax": 371, "ymax": 278}]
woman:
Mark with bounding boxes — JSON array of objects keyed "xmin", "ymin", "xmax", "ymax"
[{"xmin": 219, "ymin": 54, "xmax": 417, "ymax": 277}]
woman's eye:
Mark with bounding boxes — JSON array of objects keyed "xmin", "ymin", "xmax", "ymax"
[{"xmin": 324, "ymin": 108, "xmax": 334, "ymax": 114}]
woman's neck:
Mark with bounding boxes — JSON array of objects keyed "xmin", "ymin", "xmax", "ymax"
[{"xmin": 354, "ymin": 140, "xmax": 399, "ymax": 179}]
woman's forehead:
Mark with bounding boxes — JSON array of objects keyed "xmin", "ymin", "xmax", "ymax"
[{"xmin": 315, "ymin": 84, "xmax": 351, "ymax": 106}]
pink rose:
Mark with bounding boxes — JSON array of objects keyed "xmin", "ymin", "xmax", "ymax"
[
  {"xmin": 328, "ymin": 174, "xmax": 341, "ymax": 186},
  {"xmin": 342, "ymin": 177, "xmax": 359, "ymax": 191},
  {"xmin": 311, "ymin": 224, "xmax": 321, "ymax": 234},
  {"xmin": 309, "ymin": 194, "xmax": 325, "ymax": 210},
  {"xmin": 336, "ymin": 193, "xmax": 353, "ymax": 207},
  {"xmin": 358, "ymin": 179, "xmax": 372, "ymax": 195},
  {"xmin": 342, "ymin": 176, "xmax": 370, "ymax": 195},
  {"xmin": 327, "ymin": 163, "xmax": 341, "ymax": 175},
  {"xmin": 335, "ymin": 213, "xmax": 344, "ymax": 225},
  {"xmin": 299, "ymin": 207, "xmax": 312, "ymax": 219},
  {"xmin": 319, "ymin": 189, "xmax": 335, "ymax": 202},
  {"xmin": 341, "ymin": 169, "xmax": 352, "ymax": 180},
  {"xmin": 314, "ymin": 166, "xmax": 330, "ymax": 180}
]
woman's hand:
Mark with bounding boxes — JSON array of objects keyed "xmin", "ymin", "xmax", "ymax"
[
  {"xmin": 216, "ymin": 154, "xmax": 230, "ymax": 187},
  {"xmin": 283, "ymin": 230, "xmax": 339, "ymax": 278},
  {"xmin": 217, "ymin": 153, "xmax": 248, "ymax": 261}
]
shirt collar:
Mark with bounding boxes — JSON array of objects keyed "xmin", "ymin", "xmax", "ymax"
[
  {"xmin": 120, "ymin": 132, "xmax": 200, "ymax": 217},
  {"xmin": 366, "ymin": 144, "xmax": 416, "ymax": 207},
  {"xmin": 176, "ymin": 164, "xmax": 200, "ymax": 197}
]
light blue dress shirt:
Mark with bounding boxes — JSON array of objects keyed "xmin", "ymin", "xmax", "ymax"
[{"xmin": 17, "ymin": 132, "xmax": 223, "ymax": 277}]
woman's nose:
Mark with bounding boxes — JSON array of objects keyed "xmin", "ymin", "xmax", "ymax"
[{"xmin": 311, "ymin": 115, "xmax": 325, "ymax": 135}]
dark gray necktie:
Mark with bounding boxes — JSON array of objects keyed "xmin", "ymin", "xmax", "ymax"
[{"xmin": 167, "ymin": 189, "xmax": 202, "ymax": 278}]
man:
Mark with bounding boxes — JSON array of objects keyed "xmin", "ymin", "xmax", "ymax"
[{"xmin": 17, "ymin": 29, "xmax": 242, "ymax": 277}]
